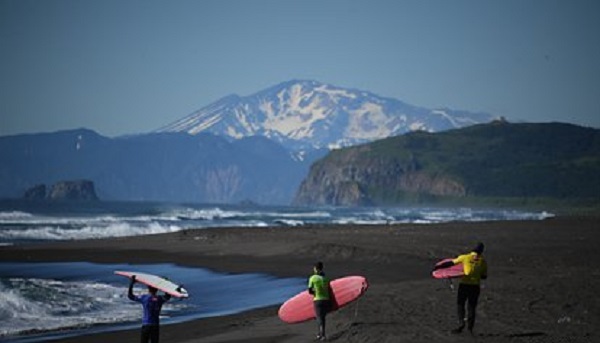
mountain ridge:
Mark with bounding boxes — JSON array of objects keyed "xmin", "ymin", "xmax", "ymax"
[{"xmin": 157, "ymin": 80, "xmax": 495, "ymax": 151}]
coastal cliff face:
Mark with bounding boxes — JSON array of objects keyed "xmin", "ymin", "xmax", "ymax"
[
  {"xmin": 294, "ymin": 122, "xmax": 600, "ymax": 206},
  {"xmin": 294, "ymin": 146, "xmax": 466, "ymax": 206}
]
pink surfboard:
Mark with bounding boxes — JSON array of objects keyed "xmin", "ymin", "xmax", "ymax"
[
  {"xmin": 278, "ymin": 275, "xmax": 368, "ymax": 324},
  {"xmin": 432, "ymin": 258, "xmax": 464, "ymax": 279}
]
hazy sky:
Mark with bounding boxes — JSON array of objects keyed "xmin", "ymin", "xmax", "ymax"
[{"xmin": 1, "ymin": 0, "xmax": 599, "ymax": 137}]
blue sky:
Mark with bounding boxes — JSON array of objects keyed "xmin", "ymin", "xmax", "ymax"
[{"xmin": 1, "ymin": 0, "xmax": 599, "ymax": 137}]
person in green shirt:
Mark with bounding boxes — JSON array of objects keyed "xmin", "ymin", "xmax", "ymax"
[
  {"xmin": 308, "ymin": 261, "xmax": 331, "ymax": 341},
  {"xmin": 434, "ymin": 242, "xmax": 488, "ymax": 334}
]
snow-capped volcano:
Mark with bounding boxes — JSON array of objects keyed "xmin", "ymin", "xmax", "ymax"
[{"xmin": 157, "ymin": 80, "xmax": 494, "ymax": 150}]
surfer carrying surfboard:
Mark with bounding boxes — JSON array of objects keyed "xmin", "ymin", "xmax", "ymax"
[
  {"xmin": 128, "ymin": 275, "xmax": 172, "ymax": 343},
  {"xmin": 308, "ymin": 261, "xmax": 331, "ymax": 341},
  {"xmin": 433, "ymin": 242, "xmax": 488, "ymax": 335}
]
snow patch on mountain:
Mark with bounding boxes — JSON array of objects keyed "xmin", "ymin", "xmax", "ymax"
[{"xmin": 157, "ymin": 80, "xmax": 495, "ymax": 151}]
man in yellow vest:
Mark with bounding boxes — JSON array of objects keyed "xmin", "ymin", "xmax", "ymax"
[
  {"xmin": 434, "ymin": 242, "xmax": 488, "ymax": 334},
  {"xmin": 308, "ymin": 261, "xmax": 331, "ymax": 341}
]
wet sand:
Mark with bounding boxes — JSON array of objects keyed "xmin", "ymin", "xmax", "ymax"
[{"xmin": 1, "ymin": 216, "xmax": 598, "ymax": 342}]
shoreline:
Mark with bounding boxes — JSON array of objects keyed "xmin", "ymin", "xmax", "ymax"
[{"xmin": 1, "ymin": 216, "xmax": 599, "ymax": 342}]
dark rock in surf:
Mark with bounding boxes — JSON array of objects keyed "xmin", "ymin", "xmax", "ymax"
[
  {"xmin": 23, "ymin": 184, "xmax": 47, "ymax": 200},
  {"xmin": 47, "ymin": 180, "xmax": 99, "ymax": 201}
]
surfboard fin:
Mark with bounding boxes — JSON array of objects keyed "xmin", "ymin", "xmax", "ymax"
[{"xmin": 445, "ymin": 278, "xmax": 455, "ymax": 292}]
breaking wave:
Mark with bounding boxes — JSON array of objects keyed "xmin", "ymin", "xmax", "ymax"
[{"xmin": 0, "ymin": 205, "xmax": 554, "ymax": 243}]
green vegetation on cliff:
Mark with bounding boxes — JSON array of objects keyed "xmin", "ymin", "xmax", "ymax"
[{"xmin": 294, "ymin": 121, "xmax": 600, "ymax": 208}]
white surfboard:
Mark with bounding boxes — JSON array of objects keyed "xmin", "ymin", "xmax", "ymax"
[{"xmin": 115, "ymin": 271, "xmax": 189, "ymax": 298}]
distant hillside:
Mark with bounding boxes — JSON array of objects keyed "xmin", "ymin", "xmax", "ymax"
[
  {"xmin": 0, "ymin": 129, "xmax": 319, "ymax": 204},
  {"xmin": 294, "ymin": 122, "xmax": 600, "ymax": 206}
]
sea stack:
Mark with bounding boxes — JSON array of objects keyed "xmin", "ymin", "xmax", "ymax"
[{"xmin": 47, "ymin": 180, "xmax": 99, "ymax": 201}]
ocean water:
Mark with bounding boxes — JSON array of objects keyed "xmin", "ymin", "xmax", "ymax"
[
  {"xmin": 0, "ymin": 200, "xmax": 553, "ymax": 341},
  {"xmin": 0, "ymin": 262, "xmax": 305, "ymax": 342},
  {"xmin": 0, "ymin": 200, "xmax": 554, "ymax": 244}
]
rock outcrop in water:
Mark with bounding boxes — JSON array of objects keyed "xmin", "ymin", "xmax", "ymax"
[
  {"xmin": 23, "ymin": 180, "xmax": 99, "ymax": 201},
  {"xmin": 23, "ymin": 184, "xmax": 47, "ymax": 200},
  {"xmin": 47, "ymin": 180, "xmax": 99, "ymax": 201}
]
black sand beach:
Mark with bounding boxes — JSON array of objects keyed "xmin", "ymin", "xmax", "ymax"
[{"xmin": 1, "ymin": 216, "xmax": 598, "ymax": 342}]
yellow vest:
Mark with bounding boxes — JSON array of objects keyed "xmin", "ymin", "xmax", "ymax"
[{"xmin": 453, "ymin": 252, "xmax": 487, "ymax": 285}]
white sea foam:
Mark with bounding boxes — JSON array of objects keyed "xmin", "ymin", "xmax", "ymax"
[
  {"xmin": 331, "ymin": 216, "xmax": 389, "ymax": 225},
  {"xmin": 0, "ymin": 205, "xmax": 554, "ymax": 242},
  {"xmin": 0, "ymin": 213, "xmax": 174, "ymax": 225},
  {"xmin": 0, "ymin": 222, "xmax": 183, "ymax": 241},
  {"xmin": 0, "ymin": 278, "xmax": 140, "ymax": 338},
  {"xmin": 261, "ymin": 211, "xmax": 332, "ymax": 219},
  {"xmin": 170, "ymin": 207, "xmax": 332, "ymax": 221},
  {"xmin": 169, "ymin": 207, "xmax": 245, "ymax": 220},
  {"xmin": 273, "ymin": 219, "xmax": 305, "ymax": 226},
  {"xmin": 0, "ymin": 211, "xmax": 34, "ymax": 221},
  {"xmin": 0, "ymin": 261, "xmax": 304, "ymax": 341}
]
